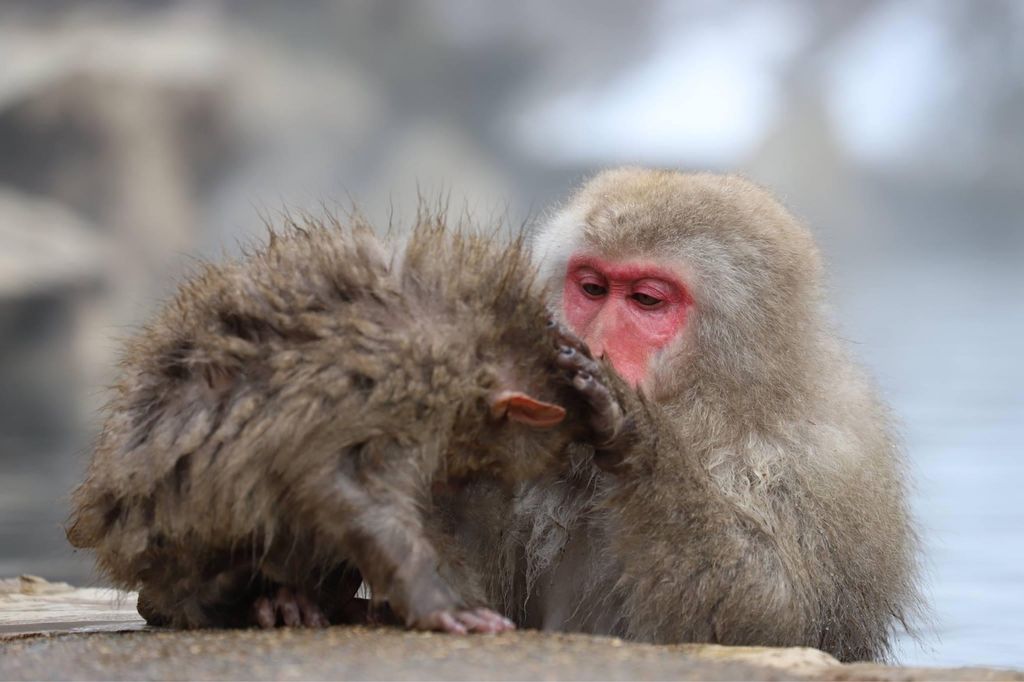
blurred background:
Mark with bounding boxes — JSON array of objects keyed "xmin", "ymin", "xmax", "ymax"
[{"xmin": 0, "ymin": 0, "xmax": 1021, "ymax": 668}]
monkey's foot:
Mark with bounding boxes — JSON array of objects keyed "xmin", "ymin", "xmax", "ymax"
[
  {"xmin": 412, "ymin": 607, "xmax": 515, "ymax": 635},
  {"xmin": 251, "ymin": 586, "xmax": 329, "ymax": 628}
]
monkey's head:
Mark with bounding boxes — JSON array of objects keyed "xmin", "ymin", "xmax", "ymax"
[
  {"xmin": 533, "ymin": 167, "xmax": 825, "ymax": 415},
  {"xmin": 398, "ymin": 219, "xmax": 592, "ymax": 485},
  {"xmin": 439, "ymin": 313, "xmax": 595, "ymax": 487},
  {"xmin": 455, "ymin": 373, "xmax": 584, "ymax": 485}
]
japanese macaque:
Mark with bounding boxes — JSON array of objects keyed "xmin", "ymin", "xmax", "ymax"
[
  {"xmin": 66, "ymin": 213, "xmax": 615, "ymax": 633},
  {"xmin": 460, "ymin": 168, "xmax": 921, "ymax": 662}
]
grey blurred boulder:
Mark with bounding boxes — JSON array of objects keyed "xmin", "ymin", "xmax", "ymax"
[
  {"xmin": 0, "ymin": 6, "xmax": 241, "ymax": 585},
  {"xmin": 0, "ymin": 189, "xmax": 103, "ymax": 456},
  {"xmin": 0, "ymin": 191, "xmax": 105, "ymax": 582},
  {"xmin": 0, "ymin": 189, "xmax": 103, "ymax": 299},
  {"xmin": 0, "ymin": 6, "xmax": 236, "ymax": 271}
]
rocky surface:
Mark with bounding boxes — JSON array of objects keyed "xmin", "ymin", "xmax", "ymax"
[
  {"xmin": 1, "ymin": 577, "xmax": 1021, "ymax": 681},
  {"xmin": 0, "ymin": 575, "xmax": 145, "ymax": 638}
]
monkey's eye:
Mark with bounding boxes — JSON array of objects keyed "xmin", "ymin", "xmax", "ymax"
[
  {"xmin": 631, "ymin": 292, "xmax": 662, "ymax": 307},
  {"xmin": 581, "ymin": 283, "xmax": 607, "ymax": 297}
]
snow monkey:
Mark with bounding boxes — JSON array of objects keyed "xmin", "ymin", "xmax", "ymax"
[
  {"xmin": 66, "ymin": 213, "xmax": 618, "ymax": 634},
  {"xmin": 456, "ymin": 168, "xmax": 921, "ymax": 662}
]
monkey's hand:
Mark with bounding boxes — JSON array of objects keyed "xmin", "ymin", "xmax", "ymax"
[
  {"xmin": 396, "ymin": 563, "xmax": 515, "ymax": 634},
  {"xmin": 412, "ymin": 606, "xmax": 516, "ymax": 635},
  {"xmin": 550, "ymin": 322, "xmax": 635, "ymax": 467}
]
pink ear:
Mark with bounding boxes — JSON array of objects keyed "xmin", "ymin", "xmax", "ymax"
[{"xmin": 489, "ymin": 391, "xmax": 567, "ymax": 428}]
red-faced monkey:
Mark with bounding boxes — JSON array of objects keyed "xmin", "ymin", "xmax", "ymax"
[
  {"xmin": 66, "ymin": 213, "xmax": 610, "ymax": 634},
  {"xmin": 465, "ymin": 168, "xmax": 921, "ymax": 662}
]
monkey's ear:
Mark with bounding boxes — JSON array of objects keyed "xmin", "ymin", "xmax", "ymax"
[{"xmin": 489, "ymin": 391, "xmax": 566, "ymax": 428}]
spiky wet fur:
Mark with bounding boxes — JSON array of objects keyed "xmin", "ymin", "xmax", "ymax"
[
  {"xmin": 472, "ymin": 168, "xmax": 922, "ymax": 662},
  {"xmin": 66, "ymin": 211, "xmax": 587, "ymax": 629}
]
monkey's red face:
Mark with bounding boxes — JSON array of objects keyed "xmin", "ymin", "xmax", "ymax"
[{"xmin": 563, "ymin": 254, "xmax": 690, "ymax": 386}]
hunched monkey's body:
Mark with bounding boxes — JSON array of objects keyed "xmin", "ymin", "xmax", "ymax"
[
  {"xmin": 67, "ymin": 214, "xmax": 600, "ymax": 633},
  {"xmin": 452, "ymin": 169, "xmax": 922, "ymax": 662}
]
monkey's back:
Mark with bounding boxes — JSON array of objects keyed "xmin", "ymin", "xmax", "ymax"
[{"xmin": 66, "ymin": 214, "xmax": 548, "ymax": 601}]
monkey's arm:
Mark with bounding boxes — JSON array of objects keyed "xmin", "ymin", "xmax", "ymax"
[
  {"xmin": 554, "ymin": 342, "xmax": 828, "ymax": 650},
  {"xmin": 598, "ymin": 399, "xmax": 825, "ymax": 649}
]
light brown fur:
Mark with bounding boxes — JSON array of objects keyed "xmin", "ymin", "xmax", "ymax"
[
  {"xmin": 67, "ymin": 212, "xmax": 590, "ymax": 631},
  {"xmin": 466, "ymin": 168, "xmax": 921, "ymax": 662}
]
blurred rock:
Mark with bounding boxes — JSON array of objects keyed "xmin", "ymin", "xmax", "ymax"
[
  {"xmin": 0, "ymin": 6, "xmax": 244, "ymax": 586},
  {"xmin": 0, "ymin": 577, "xmax": 144, "ymax": 639},
  {"xmin": 0, "ymin": 190, "xmax": 103, "ymax": 299},
  {"xmin": 0, "ymin": 575, "xmax": 75, "ymax": 595},
  {"xmin": 0, "ymin": 191, "xmax": 103, "ymax": 455},
  {"xmin": 669, "ymin": 642, "xmax": 841, "ymax": 674},
  {"xmin": 0, "ymin": 192, "xmax": 104, "ymax": 584},
  {"xmin": 0, "ymin": 5, "xmax": 236, "ymax": 283}
]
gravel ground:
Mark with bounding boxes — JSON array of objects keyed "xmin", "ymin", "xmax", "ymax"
[
  {"xmin": 1, "ymin": 578, "xmax": 1021, "ymax": 681},
  {"xmin": 3, "ymin": 627, "xmax": 1024, "ymax": 681}
]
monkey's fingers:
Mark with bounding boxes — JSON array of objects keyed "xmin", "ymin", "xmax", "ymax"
[
  {"xmin": 277, "ymin": 587, "xmax": 302, "ymax": 627},
  {"xmin": 458, "ymin": 608, "xmax": 515, "ymax": 633},
  {"xmin": 416, "ymin": 607, "xmax": 514, "ymax": 635},
  {"xmin": 296, "ymin": 591, "xmax": 330, "ymax": 628},
  {"xmin": 547, "ymin": 318, "xmax": 593, "ymax": 358},
  {"xmin": 431, "ymin": 611, "xmax": 468, "ymax": 635},
  {"xmin": 556, "ymin": 344, "xmax": 601, "ymax": 377},
  {"xmin": 251, "ymin": 587, "xmax": 329, "ymax": 628},
  {"xmin": 252, "ymin": 595, "xmax": 277, "ymax": 629},
  {"xmin": 573, "ymin": 372, "xmax": 626, "ymax": 448}
]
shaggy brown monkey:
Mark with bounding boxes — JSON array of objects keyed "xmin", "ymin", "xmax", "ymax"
[
  {"xmin": 468, "ymin": 168, "xmax": 921, "ymax": 662},
  {"xmin": 66, "ymin": 213, "xmax": 607, "ymax": 634}
]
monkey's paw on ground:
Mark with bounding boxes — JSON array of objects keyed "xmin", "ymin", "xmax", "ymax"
[
  {"xmin": 248, "ymin": 590, "xmax": 512, "ymax": 634},
  {"xmin": 413, "ymin": 607, "xmax": 515, "ymax": 635},
  {"xmin": 251, "ymin": 587, "xmax": 330, "ymax": 629}
]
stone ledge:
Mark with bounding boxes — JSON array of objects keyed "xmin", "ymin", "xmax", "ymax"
[
  {"xmin": 1, "ymin": 577, "xmax": 1020, "ymax": 681},
  {"xmin": 0, "ymin": 575, "xmax": 145, "ymax": 638}
]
